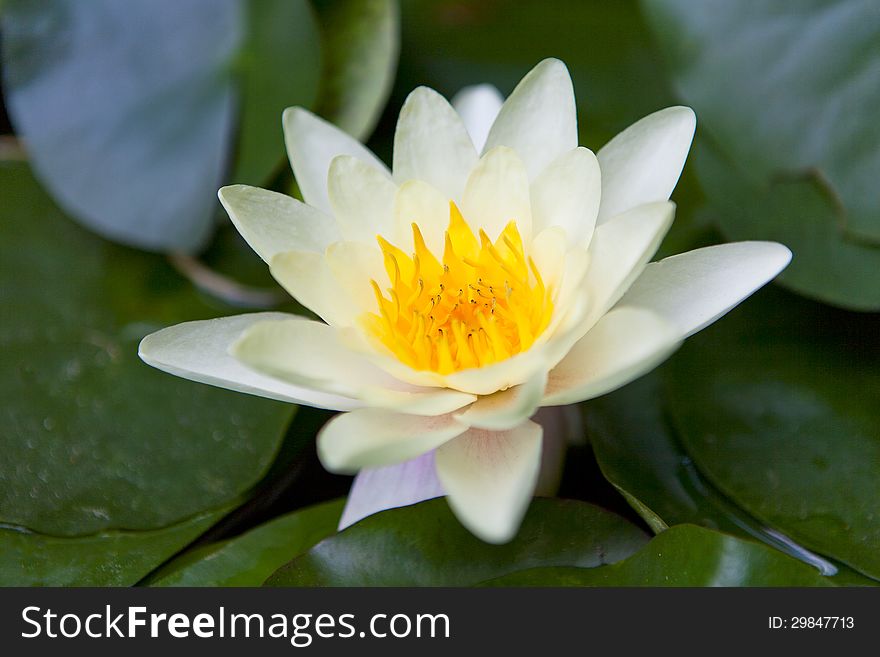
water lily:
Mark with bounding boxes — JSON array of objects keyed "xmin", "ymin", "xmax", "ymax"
[{"xmin": 139, "ymin": 59, "xmax": 791, "ymax": 543}]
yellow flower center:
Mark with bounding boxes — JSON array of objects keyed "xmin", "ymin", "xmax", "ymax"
[{"xmin": 363, "ymin": 203, "xmax": 554, "ymax": 374}]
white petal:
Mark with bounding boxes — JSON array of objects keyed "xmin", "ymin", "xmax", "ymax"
[
  {"xmin": 318, "ymin": 409, "xmax": 467, "ymax": 473},
  {"xmin": 617, "ymin": 241, "xmax": 792, "ymax": 338},
  {"xmin": 584, "ymin": 201, "xmax": 675, "ymax": 323},
  {"xmin": 338, "ymin": 451, "xmax": 445, "ymax": 530},
  {"xmin": 218, "ymin": 185, "xmax": 339, "ymax": 263},
  {"xmin": 461, "ymin": 146, "xmax": 532, "ymax": 241},
  {"xmin": 443, "ymin": 346, "xmax": 546, "ymax": 396},
  {"xmin": 393, "ymin": 86, "xmax": 478, "ymax": 201},
  {"xmin": 325, "ymin": 240, "xmax": 388, "ymax": 314},
  {"xmin": 546, "ymin": 245, "xmax": 591, "ymax": 332},
  {"xmin": 484, "ymin": 58, "xmax": 577, "ymax": 179},
  {"xmin": 435, "ymin": 421, "xmax": 543, "ymax": 544},
  {"xmin": 454, "ymin": 368, "xmax": 547, "ymax": 430},
  {"xmin": 232, "ymin": 318, "xmax": 475, "ymax": 415},
  {"xmin": 451, "ymin": 84, "xmax": 504, "ymax": 153},
  {"xmin": 392, "ymin": 179, "xmax": 450, "ymax": 255},
  {"xmin": 283, "ymin": 107, "xmax": 389, "ymax": 214},
  {"xmin": 138, "ymin": 313, "xmax": 358, "ymax": 411},
  {"xmin": 529, "ymin": 226, "xmax": 568, "ymax": 290},
  {"xmin": 531, "ymin": 147, "xmax": 601, "ymax": 246},
  {"xmin": 597, "ymin": 106, "xmax": 695, "ymax": 224},
  {"xmin": 270, "ymin": 250, "xmax": 358, "ymax": 327},
  {"xmin": 543, "ymin": 307, "xmax": 681, "ymax": 405},
  {"xmin": 327, "ymin": 155, "xmax": 397, "ymax": 243}
]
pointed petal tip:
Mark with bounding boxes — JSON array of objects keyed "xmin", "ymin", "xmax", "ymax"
[
  {"xmin": 746, "ymin": 240, "xmax": 794, "ymax": 273},
  {"xmin": 534, "ymin": 56, "xmax": 570, "ymax": 76},
  {"xmin": 281, "ymin": 105, "xmax": 309, "ymax": 125}
]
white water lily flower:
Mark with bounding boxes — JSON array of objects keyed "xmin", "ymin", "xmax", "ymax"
[{"xmin": 139, "ymin": 59, "xmax": 791, "ymax": 544}]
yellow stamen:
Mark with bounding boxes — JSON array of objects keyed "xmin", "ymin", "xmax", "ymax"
[{"xmin": 363, "ymin": 202, "xmax": 554, "ymax": 374}]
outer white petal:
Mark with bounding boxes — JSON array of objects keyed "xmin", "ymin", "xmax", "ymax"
[
  {"xmin": 218, "ymin": 185, "xmax": 340, "ymax": 263},
  {"xmin": 461, "ymin": 146, "xmax": 532, "ymax": 241},
  {"xmin": 597, "ymin": 106, "xmax": 695, "ymax": 223},
  {"xmin": 283, "ymin": 107, "xmax": 389, "ymax": 214},
  {"xmin": 531, "ymin": 147, "xmax": 601, "ymax": 246},
  {"xmin": 484, "ymin": 58, "xmax": 577, "ymax": 179},
  {"xmin": 454, "ymin": 368, "xmax": 547, "ymax": 430},
  {"xmin": 543, "ymin": 307, "xmax": 681, "ymax": 405},
  {"xmin": 435, "ymin": 421, "xmax": 543, "ymax": 544},
  {"xmin": 392, "ymin": 179, "xmax": 450, "ymax": 255},
  {"xmin": 617, "ymin": 241, "xmax": 793, "ymax": 338},
  {"xmin": 451, "ymin": 84, "xmax": 504, "ymax": 153},
  {"xmin": 338, "ymin": 452, "xmax": 445, "ymax": 530},
  {"xmin": 327, "ymin": 155, "xmax": 397, "ymax": 242},
  {"xmin": 137, "ymin": 313, "xmax": 358, "ymax": 411},
  {"xmin": 393, "ymin": 86, "xmax": 478, "ymax": 201},
  {"xmin": 584, "ymin": 200, "xmax": 675, "ymax": 323},
  {"xmin": 269, "ymin": 251, "xmax": 358, "ymax": 327},
  {"xmin": 318, "ymin": 409, "xmax": 467, "ymax": 473},
  {"xmin": 232, "ymin": 319, "xmax": 475, "ymax": 415}
]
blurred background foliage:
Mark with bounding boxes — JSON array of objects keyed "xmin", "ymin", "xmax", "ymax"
[{"xmin": 0, "ymin": 0, "xmax": 877, "ymax": 586}]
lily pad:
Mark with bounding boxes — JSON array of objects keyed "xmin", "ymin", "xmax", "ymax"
[
  {"xmin": 586, "ymin": 373, "xmax": 843, "ymax": 572},
  {"xmin": 643, "ymin": 0, "xmax": 880, "ymax": 309},
  {"xmin": 1, "ymin": 0, "xmax": 241, "ymax": 252},
  {"xmin": 264, "ymin": 498, "xmax": 649, "ymax": 586},
  {"xmin": 1, "ymin": 0, "xmax": 333, "ymax": 251},
  {"xmin": 149, "ymin": 499, "xmax": 343, "ymax": 586},
  {"xmin": 313, "ymin": 0, "xmax": 400, "ymax": 140},
  {"xmin": 480, "ymin": 525, "xmax": 836, "ymax": 587},
  {"xmin": 231, "ymin": 0, "xmax": 321, "ymax": 185},
  {"xmin": 663, "ymin": 287, "xmax": 880, "ymax": 580},
  {"xmin": 0, "ymin": 161, "xmax": 293, "ymax": 536},
  {"xmin": 0, "ymin": 505, "xmax": 232, "ymax": 587}
]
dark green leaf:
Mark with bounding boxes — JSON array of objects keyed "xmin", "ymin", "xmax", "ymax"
[
  {"xmin": 149, "ymin": 499, "xmax": 343, "ymax": 587},
  {"xmin": 0, "ymin": 161, "xmax": 293, "ymax": 536},
  {"xmin": 481, "ymin": 525, "xmax": 836, "ymax": 587},
  {"xmin": 586, "ymin": 373, "xmax": 877, "ymax": 584},
  {"xmin": 588, "ymin": 374, "xmax": 776, "ymax": 534},
  {"xmin": 312, "ymin": 0, "xmax": 399, "ymax": 139},
  {"xmin": 231, "ymin": 0, "xmax": 321, "ymax": 185},
  {"xmin": 264, "ymin": 498, "xmax": 649, "ymax": 586},
  {"xmin": 643, "ymin": 0, "xmax": 880, "ymax": 309},
  {"xmin": 1, "ymin": 0, "xmax": 240, "ymax": 252},
  {"xmin": 0, "ymin": 505, "xmax": 232, "ymax": 586},
  {"xmin": 664, "ymin": 287, "xmax": 880, "ymax": 580}
]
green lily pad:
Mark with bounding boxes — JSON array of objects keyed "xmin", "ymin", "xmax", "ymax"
[
  {"xmin": 0, "ymin": 161, "xmax": 293, "ymax": 536},
  {"xmin": 643, "ymin": 0, "xmax": 880, "ymax": 309},
  {"xmin": 663, "ymin": 287, "xmax": 880, "ymax": 580},
  {"xmin": 480, "ymin": 525, "xmax": 836, "ymax": 587},
  {"xmin": 231, "ymin": 0, "xmax": 321, "ymax": 185},
  {"xmin": 1, "ymin": 0, "xmax": 332, "ymax": 251},
  {"xmin": 264, "ymin": 498, "xmax": 649, "ymax": 586},
  {"xmin": 1, "ymin": 0, "xmax": 240, "ymax": 252},
  {"xmin": 313, "ymin": 0, "xmax": 400, "ymax": 140},
  {"xmin": 587, "ymin": 376, "xmax": 824, "ymax": 552},
  {"xmin": 585, "ymin": 372, "xmax": 878, "ymax": 585},
  {"xmin": 149, "ymin": 499, "xmax": 343, "ymax": 586},
  {"xmin": 0, "ymin": 505, "xmax": 232, "ymax": 586}
]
